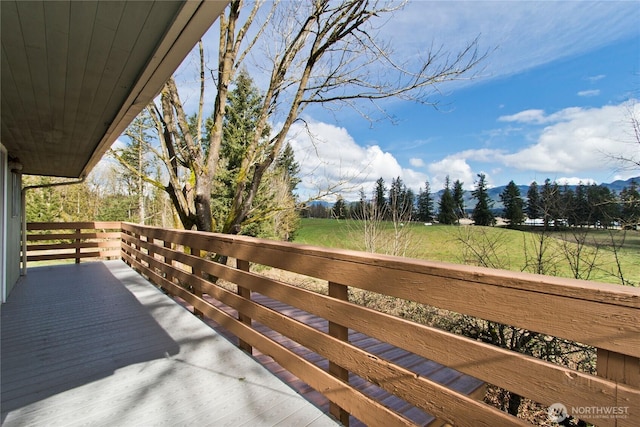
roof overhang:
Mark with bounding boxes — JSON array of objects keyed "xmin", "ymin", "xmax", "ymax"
[{"xmin": 1, "ymin": 0, "xmax": 228, "ymax": 178}]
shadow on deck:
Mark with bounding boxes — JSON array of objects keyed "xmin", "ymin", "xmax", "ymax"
[
  {"xmin": 189, "ymin": 294, "xmax": 484, "ymax": 427},
  {"xmin": 0, "ymin": 261, "xmax": 337, "ymax": 427}
]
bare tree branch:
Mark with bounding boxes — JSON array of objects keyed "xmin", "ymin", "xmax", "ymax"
[{"xmin": 120, "ymin": 0, "xmax": 488, "ymax": 235}]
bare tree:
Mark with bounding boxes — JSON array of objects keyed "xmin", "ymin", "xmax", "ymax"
[
  {"xmin": 601, "ymin": 230, "xmax": 636, "ymax": 286},
  {"xmin": 118, "ymin": 0, "xmax": 485, "ymax": 234},
  {"xmin": 557, "ymin": 228, "xmax": 601, "ymax": 280},
  {"xmin": 350, "ymin": 189, "xmax": 387, "ymax": 253},
  {"xmin": 608, "ymin": 100, "xmax": 640, "ymax": 172},
  {"xmin": 521, "ymin": 228, "xmax": 561, "ymax": 276},
  {"xmin": 455, "ymin": 226, "xmax": 510, "ymax": 269},
  {"xmin": 452, "ymin": 226, "xmax": 594, "ymax": 418}
]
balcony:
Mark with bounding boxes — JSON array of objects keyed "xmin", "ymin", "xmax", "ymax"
[{"xmin": 2, "ymin": 222, "xmax": 638, "ymax": 426}]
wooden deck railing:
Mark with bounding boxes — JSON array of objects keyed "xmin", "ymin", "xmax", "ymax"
[
  {"xmin": 117, "ymin": 222, "xmax": 639, "ymax": 427},
  {"xmin": 24, "ymin": 222, "xmax": 638, "ymax": 425},
  {"xmin": 25, "ymin": 222, "xmax": 121, "ymax": 263}
]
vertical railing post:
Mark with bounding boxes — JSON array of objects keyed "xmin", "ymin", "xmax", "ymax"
[
  {"xmin": 75, "ymin": 227, "xmax": 81, "ymax": 263},
  {"xmin": 328, "ymin": 281, "xmax": 350, "ymax": 426},
  {"xmin": 162, "ymin": 239, "xmax": 174, "ymax": 293},
  {"xmin": 131, "ymin": 230, "xmax": 139, "ymax": 265},
  {"xmin": 236, "ymin": 259, "xmax": 252, "ymax": 354},
  {"xmin": 120, "ymin": 228, "xmax": 128, "ymax": 266},
  {"xmin": 146, "ymin": 236, "xmax": 154, "ymax": 268},
  {"xmin": 192, "ymin": 247, "xmax": 203, "ymax": 318},
  {"xmin": 597, "ymin": 348, "xmax": 639, "ymax": 427}
]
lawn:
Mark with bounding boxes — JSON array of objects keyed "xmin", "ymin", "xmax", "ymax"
[{"xmin": 294, "ymin": 218, "xmax": 640, "ymax": 286}]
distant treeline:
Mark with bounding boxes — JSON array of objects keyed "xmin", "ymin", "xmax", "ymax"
[{"xmin": 303, "ymin": 176, "xmax": 640, "ymax": 230}]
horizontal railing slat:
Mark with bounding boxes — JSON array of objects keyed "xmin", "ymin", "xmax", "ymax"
[
  {"xmin": 26, "ymin": 221, "xmax": 121, "ymax": 230},
  {"xmin": 27, "ymin": 232, "xmax": 121, "ymax": 241},
  {"xmin": 28, "ymin": 241, "xmax": 120, "ymax": 251},
  {"xmin": 27, "ymin": 250, "xmax": 120, "ymax": 262}
]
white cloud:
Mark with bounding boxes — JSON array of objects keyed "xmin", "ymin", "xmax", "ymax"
[
  {"xmin": 426, "ymin": 152, "xmax": 501, "ymax": 191},
  {"xmin": 498, "ymin": 106, "xmax": 598, "ymax": 125},
  {"xmin": 409, "ymin": 158, "xmax": 425, "ymax": 167},
  {"xmin": 498, "ymin": 109, "xmax": 547, "ymax": 124},
  {"xmin": 500, "ymin": 101, "xmax": 639, "ymax": 174},
  {"xmin": 287, "ymin": 119, "xmax": 426, "ymax": 200},
  {"xmin": 427, "ymin": 156, "xmax": 475, "ymax": 190},
  {"xmin": 585, "ymin": 74, "xmax": 606, "ymax": 83},
  {"xmin": 577, "ymin": 89, "xmax": 600, "ymax": 97}
]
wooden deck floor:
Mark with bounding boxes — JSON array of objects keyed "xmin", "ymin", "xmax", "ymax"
[
  {"xmin": 189, "ymin": 289, "xmax": 485, "ymax": 426},
  {"xmin": 0, "ymin": 261, "xmax": 337, "ymax": 427}
]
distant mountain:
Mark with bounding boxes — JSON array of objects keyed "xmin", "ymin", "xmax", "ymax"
[
  {"xmin": 453, "ymin": 176, "xmax": 640, "ymax": 212},
  {"xmin": 602, "ymin": 177, "xmax": 640, "ymax": 194}
]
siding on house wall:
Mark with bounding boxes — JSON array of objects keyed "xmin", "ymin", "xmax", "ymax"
[
  {"xmin": 1, "ymin": 147, "xmax": 5, "ymax": 302},
  {"xmin": 6, "ymin": 171, "xmax": 21, "ymax": 299},
  {"xmin": 1, "ymin": 144, "xmax": 21, "ymax": 302}
]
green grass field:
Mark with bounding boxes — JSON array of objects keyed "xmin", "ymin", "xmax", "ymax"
[{"xmin": 294, "ymin": 218, "xmax": 640, "ymax": 285}]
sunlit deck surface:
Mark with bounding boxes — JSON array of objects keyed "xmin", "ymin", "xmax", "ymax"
[
  {"xmin": 0, "ymin": 261, "xmax": 337, "ymax": 427},
  {"xmin": 186, "ymin": 290, "xmax": 485, "ymax": 426}
]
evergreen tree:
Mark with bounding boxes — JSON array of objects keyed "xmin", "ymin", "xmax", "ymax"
[
  {"xmin": 113, "ymin": 111, "xmax": 155, "ymax": 224},
  {"xmin": 620, "ymin": 180, "xmax": 640, "ymax": 229},
  {"xmin": 471, "ymin": 173, "xmax": 495, "ymax": 226},
  {"xmin": 118, "ymin": 110, "xmax": 153, "ymax": 224},
  {"xmin": 275, "ymin": 142, "xmax": 301, "ymax": 193},
  {"xmin": 389, "ymin": 177, "xmax": 403, "ymax": 213},
  {"xmin": 452, "ymin": 179, "xmax": 465, "ymax": 222},
  {"xmin": 404, "ymin": 188, "xmax": 416, "ymax": 219},
  {"xmin": 59, "ymin": 180, "xmax": 100, "ymax": 221},
  {"xmin": 96, "ymin": 194, "xmax": 135, "ymax": 222},
  {"xmin": 562, "ymin": 185, "xmax": 578, "ymax": 227},
  {"xmin": 417, "ymin": 181, "xmax": 434, "ymax": 222},
  {"xmin": 213, "ymin": 69, "xmax": 269, "ymax": 229},
  {"xmin": 221, "ymin": 69, "xmax": 269, "ymax": 172},
  {"xmin": 437, "ymin": 176, "xmax": 457, "ymax": 225},
  {"xmin": 540, "ymin": 179, "xmax": 559, "ymax": 229},
  {"xmin": 389, "ymin": 177, "xmax": 413, "ymax": 221},
  {"xmin": 500, "ymin": 180, "xmax": 524, "ymax": 227},
  {"xmin": 574, "ymin": 183, "xmax": 590, "ymax": 227},
  {"xmin": 373, "ymin": 178, "xmax": 388, "ymax": 218},
  {"xmin": 586, "ymin": 184, "xmax": 618, "ymax": 228},
  {"xmin": 356, "ymin": 188, "xmax": 369, "ymax": 220},
  {"xmin": 25, "ymin": 177, "xmax": 64, "ymax": 222},
  {"xmin": 332, "ymin": 196, "xmax": 347, "ymax": 219},
  {"xmin": 218, "ymin": 69, "xmax": 303, "ymax": 238},
  {"xmin": 526, "ymin": 181, "xmax": 541, "ymax": 221}
]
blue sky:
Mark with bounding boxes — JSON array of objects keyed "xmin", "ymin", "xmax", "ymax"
[
  {"xmin": 280, "ymin": 1, "xmax": 640, "ymax": 199},
  {"xmin": 113, "ymin": 1, "xmax": 640, "ymax": 201}
]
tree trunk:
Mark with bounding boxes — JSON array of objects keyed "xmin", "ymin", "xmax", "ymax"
[
  {"xmin": 507, "ymin": 392, "xmax": 521, "ymax": 416},
  {"xmin": 194, "ymin": 178, "xmax": 213, "ymax": 232}
]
